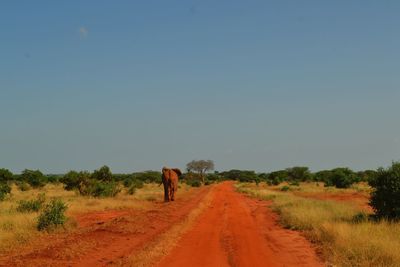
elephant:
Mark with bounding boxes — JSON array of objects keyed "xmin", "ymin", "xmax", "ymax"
[{"xmin": 161, "ymin": 167, "xmax": 182, "ymax": 202}]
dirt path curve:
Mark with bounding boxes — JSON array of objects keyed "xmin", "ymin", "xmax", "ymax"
[{"xmin": 156, "ymin": 182, "xmax": 324, "ymax": 267}]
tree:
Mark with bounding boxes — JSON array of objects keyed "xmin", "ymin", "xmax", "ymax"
[
  {"xmin": 91, "ymin": 165, "xmax": 113, "ymax": 182},
  {"xmin": 370, "ymin": 162, "xmax": 400, "ymax": 220},
  {"xmin": 21, "ymin": 169, "xmax": 46, "ymax": 188},
  {"xmin": 186, "ymin": 160, "xmax": 215, "ymax": 183},
  {"xmin": 0, "ymin": 168, "xmax": 13, "ymax": 183},
  {"xmin": 286, "ymin": 167, "xmax": 311, "ymax": 182},
  {"xmin": 325, "ymin": 168, "xmax": 357, "ymax": 188}
]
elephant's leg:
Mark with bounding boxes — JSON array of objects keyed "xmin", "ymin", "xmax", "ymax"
[
  {"xmin": 171, "ymin": 182, "xmax": 177, "ymax": 201},
  {"xmin": 163, "ymin": 181, "xmax": 169, "ymax": 202},
  {"xmin": 169, "ymin": 184, "xmax": 174, "ymax": 201}
]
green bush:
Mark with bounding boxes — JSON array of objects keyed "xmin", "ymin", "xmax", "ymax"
[
  {"xmin": 91, "ymin": 165, "xmax": 113, "ymax": 182},
  {"xmin": 125, "ymin": 178, "xmax": 144, "ymax": 195},
  {"xmin": 323, "ymin": 168, "xmax": 357, "ymax": 188},
  {"xmin": 0, "ymin": 168, "xmax": 13, "ymax": 183},
  {"xmin": 0, "ymin": 183, "xmax": 11, "ymax": 201},
  {"xmin": 21, "ymin": 169, "xmax": 47, "ymax": 188},
  {"xmin": 37, "ymin": 199, "xmax": 68, "ymax": 231},
  {"xmin": 280, "ymin": 185, "xmax": 290, "ymax": 191},
  {"xmin": 370, "ymin": 162, "xmax": 400, "ymax": 220},
  {"xmin": 17, "ymin": 193, "xmax": 46, "ymax": 212},
  {"xmin": 132, "ymin": 171, "xmax": 162, "ymax": 183},
  {"xmin": 286, "ymin": 166, "xmax": 311, "ymax": 182},
  {"xmin": 90, "ymin": 181, "xmax": 121, "ymax": 197},
  {"xmin": 187, "ymin": 180, "xmax": 201, "ymax": 187}
]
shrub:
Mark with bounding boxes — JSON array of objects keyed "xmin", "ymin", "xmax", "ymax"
[
  {"xmin": 204, "ymin": 180, "xmax": 212, "ymax": 185},
  {"xmin": 324, "ymin": 168, "xmax": 357, "ymax": 188},
  {"xmin": 61, "ymin": 171, "xmax": 92, "ymax": 195},
  {"xmin": 0, "ymin": 168, "xmax": 13, "ymax": 183},
  {"xmin": 46, "ymin": 174, "xmax": 61, "ymax": 184},
  {"xmin": 17, "ymin": 181, "xmax": 30, "ymax": 191},
  {"xmin": 187, "ymin": 180, "xmax": 201, "ymax": 187},
  {"xmin": 90, "ymin": 181, "xmax": 121, "ymax": 197},
  {"xmin": 370, "ymin": 162, "xmax": 400, "ymax": 220},
  {"xmin": 127, "ymin": 185, "xmax": 136, "ymax": 195},
  {"xmin": 126, "ymin": 179, "xmax": 144, "ymax": 195},
  {"xmin": 286, "ymin": 166, "xmax": 311, "ymax": 182},
  {"xmin": 21, "ymin": 169, "xmax": 47, "ymax": 188},
  {"xmin": 0, "ymin": 183, "xmax": 11, "ymax": 201},
  {"xmin": 280, "ymin": 185, "xmax": 290, "ymax": 192},
  {"xmin": 132, "ymin": 171, "xmax": 162, "ymax": 183},
  {"xmin": 220, "ymin": 169, "xmax": 258, "ymax": 182},
  {"xmin": 37, "ymin": 199, "xmax": 68, "ymax": 231},
  {"xmin": 91, "ymin": 165, "xmax": 113, "ymax": 182},
  {"xmin": 123, "ymin": 177, "xmax": 144, "ymax": 189},
  {"xmin": 17, "ymin": 193, "xmax": 46, "ymax": 212}
]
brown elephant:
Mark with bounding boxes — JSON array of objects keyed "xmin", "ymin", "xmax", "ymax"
[{"xmin": 161, "ymin": 167, "xmax": 182, "ymax": 202}]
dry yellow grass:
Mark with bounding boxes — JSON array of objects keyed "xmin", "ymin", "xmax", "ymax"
[
  {"xmin": 236, "ymin": 183, "xmax": 400, "ymax": 267},
  {"xmin": 0, "ymin": 183, "xmax": 193, "ymax": 254},
  {"xmin": 265, "ymin": 181, "xmax": 372, "ymax": 194}
]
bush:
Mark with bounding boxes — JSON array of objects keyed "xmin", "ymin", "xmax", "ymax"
[
  {"xmin": 324, "ymin": 168, "xmax": 357, "ymax": 188},
  {"xmin": 220, "ymin": 169, "xmax": 258, "ymax": 182},
  {"xmin": 0, "ymin": 168, "xmax": 13, "ymax": 183},
  {"xmin": 286, "ymin": 167, "xmax": 311, "ymax": 182},
  {"xmin": 280, "ymin": 185, "xmax": 290, "ymax": 191},
  {"xmin": 61, "ymin": 171, "xmax": 92, "ymax": 195},
  {"xmin": 91, "ymin": 165, "xmax": 113, "ymax": 182},
  {"xmin": 370, "ymin": 162, "xmax": 400, "ymax": 220},
  {"xmin": 21, "ymin": 169, "xmax": 47, "ymax": 188},
  {"xmin": 0, "ymin": 183, "xmax": 11, "ymax": 201},
  {"xmin": 46, "ymin": 174, "xmax": 61, "ymax": 184},
  {"xmin": 127, "ymin": 185, "xmax": 136, "ymax": 195},
  {"xmin": 17, "ymin": 193, "xmax": 46, "ymax": 212},
  {"xmin": 90, "ymin": 181, "xmax": 121, "ymax": 197},
  {"xmin": 17, "ymin": 181, "xmax": 30, "ymax": 191},
  {"xmin": 37, "ymin": 199, "xmax": 68, "ymax": 231},
  {"xmin": 132, "ymin": 171, "xmax": 162, "ymax": 183},
  {"xmin": 187, "ymin": 180, "xmax": 201, "ymax": 187},
  {"xmin": 126, "ymin": 179, "xmax": 144, "ymax": 195}
]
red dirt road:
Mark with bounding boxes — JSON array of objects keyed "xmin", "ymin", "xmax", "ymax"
[
  {"xmin": 157, "ymin": 182, "xmax": 323, "ymax": 267},
  {"xmin": 0, "ymin": 182, "xmax": 323, "ymax": 267}
]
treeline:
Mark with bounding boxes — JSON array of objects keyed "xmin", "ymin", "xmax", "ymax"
[
  {"xmin": 0, "ymin": 166, "xmax": 163, "ymax": 199},
  {"xmin": 212, "ymin": 167, "xmax": 378, "ymax": 188}
]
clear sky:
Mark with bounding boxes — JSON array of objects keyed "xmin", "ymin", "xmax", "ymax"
[{"xmin": 1, "ymin": 1, "xmax": 399, "ymax": 174}]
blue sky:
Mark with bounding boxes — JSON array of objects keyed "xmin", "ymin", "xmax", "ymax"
[{"xmin": 1, "ymin": 1, "xmax": 399, "ymax": 173}]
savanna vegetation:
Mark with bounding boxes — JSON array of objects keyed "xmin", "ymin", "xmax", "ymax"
[
  {"xmin": 236, "ymin": 161, "xmax": 400, "ymax": 267},
  {"xmin": 1, "ymin": 159, "xmax": 399, "ymax": 265}
]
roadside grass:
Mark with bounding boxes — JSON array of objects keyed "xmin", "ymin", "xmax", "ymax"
[
  {"xmin": 236, "ymin": 183, "xmax": 400, "ymax": 267},
  {"xmin": 266, "ymin": 181, "xmax": 372, "ymax": 195},
  {"xmin": 0, "ymin": 182, "xmax": 193, "ymax": 254}
]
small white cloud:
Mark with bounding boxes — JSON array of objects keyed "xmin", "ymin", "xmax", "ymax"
[{"xmin": 78, "ymin": 26, "xmax": 88, "ymax": 38}]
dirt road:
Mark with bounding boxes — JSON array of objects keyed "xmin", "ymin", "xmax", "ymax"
[
  {"xmin": 0, "ymin": 182, "xmax": 323, "ymax": 267},
  {"xmin": 157, "ymin": 182, "xmax": 323, "ymax": 267}
]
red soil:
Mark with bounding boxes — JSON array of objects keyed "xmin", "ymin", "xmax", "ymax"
[
  {"xmin": 157, "ymin": 182, "xmax": 323, "ymax": 267},
  {"xmin": 0, "ymin": 182, "xmax": 324, "ymax": 267},
  {"xmin": 0, "ymin": 186, "xmax": 210, "ymax": 267}
]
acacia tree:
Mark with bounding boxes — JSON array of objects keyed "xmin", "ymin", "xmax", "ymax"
[{"xmin": 186, "ymin": 160, "xmax": 215, "ymax": 183}]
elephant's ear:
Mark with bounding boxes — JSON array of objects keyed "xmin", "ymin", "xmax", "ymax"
[{"xmin": 172, "ymin": 168, "xmax": 182, "ymax": 176}]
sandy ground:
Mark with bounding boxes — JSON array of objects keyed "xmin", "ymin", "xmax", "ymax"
[{"xmin": 0, "ymin": 182, "xmax": 323, "ymax": 267}]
